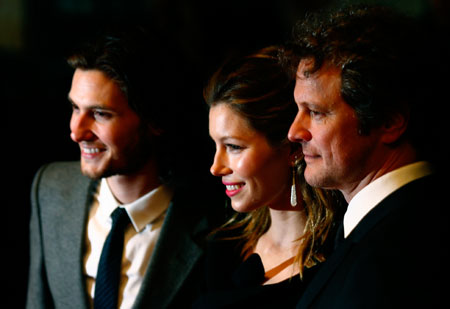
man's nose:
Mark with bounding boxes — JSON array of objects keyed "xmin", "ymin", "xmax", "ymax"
[
  {"xmin": 70, "ymin": 112, "xmax": 95, "ymax": 143},
  {"xmin": 288, "ymin": 112, "xmax": 312, "ymax": 143}
]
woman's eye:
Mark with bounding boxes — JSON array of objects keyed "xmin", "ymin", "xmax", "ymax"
[
  {"xmin": 71, "ymin": 103, "xmax": 79, "ymax": 113},
  {"xmin": 225, "ymin": 144, "xmax": 243, "ymax": 151}
]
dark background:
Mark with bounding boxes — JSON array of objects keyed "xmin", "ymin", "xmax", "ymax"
[{"xmin": 2, "ymin": 0, "xmax": 448, "ymax": 307}]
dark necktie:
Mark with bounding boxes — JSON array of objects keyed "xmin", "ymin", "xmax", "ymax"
[{"xmin": 94, "ymin": 207, "xmax": 130, "ymax": 309}]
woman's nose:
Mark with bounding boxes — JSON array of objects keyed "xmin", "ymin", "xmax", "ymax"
[{"xmin": 210, "ymin": 151, "xmax": 232, "ymax": 177}]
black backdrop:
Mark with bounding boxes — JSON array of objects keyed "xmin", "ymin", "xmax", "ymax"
[{"xmin": 3, "ymin": 0, "xmax": 448, "ymax": 307}]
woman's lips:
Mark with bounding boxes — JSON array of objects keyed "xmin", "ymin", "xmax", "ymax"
[{"xmin": 223, "ymin": 181, "xmax": 245, "ymax": 197}]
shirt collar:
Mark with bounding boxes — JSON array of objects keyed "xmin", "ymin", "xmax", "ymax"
[
  {"xmin": 97, "ymin": 178, "xmax": 173, "ymax": 232},
  {"xmin": 343, "ymin": 161, "xmax": 433, "ymax": 238}
]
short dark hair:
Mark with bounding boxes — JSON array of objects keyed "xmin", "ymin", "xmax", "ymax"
[
  {"xmin": 67, "ymin": 25, "xmax": 180, "ymax": 182},
  {"xmin": 283, "ymin": 5, "xmax": 439, "ymax": 159},
  {"xmin": 67, "ymin": 25, "xmax": 174, "ymax": 130}
]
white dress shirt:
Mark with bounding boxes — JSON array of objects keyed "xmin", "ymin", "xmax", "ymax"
[
  {"xmin": 343, "ymin": 161, "xmax": 433, "ymax": 238},
  {"xmin": 84, "ymin": 178, "xmax": 173, "ymax": 308}
]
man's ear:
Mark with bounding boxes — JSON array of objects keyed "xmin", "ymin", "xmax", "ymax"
[{"xmin": 381, "ymin": 112, "xmax": 409, "ymax": 144}]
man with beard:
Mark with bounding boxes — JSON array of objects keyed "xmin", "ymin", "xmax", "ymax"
[{"xmin": 26, "ymin": 26, "xmax": 223, "ymax": 309}]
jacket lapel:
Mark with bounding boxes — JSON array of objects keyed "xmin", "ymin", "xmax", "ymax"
[
  {"xmin": 41, "ymin": 162, "xmax": 97, "ymax": 308},
  {"xmin": 297, "ymin": 237, "xmax": 354, "ymax": 308},
  {"xmin": 297, "ymin": 176, "xmax": 434, "ymax": 308},
  {"xmin": 297, "ymin": 194, "xmax": 396, "ymax": 308},
  {"xmin": 133, "ymin": 195, "xmax": 207, "ymax": 308}
]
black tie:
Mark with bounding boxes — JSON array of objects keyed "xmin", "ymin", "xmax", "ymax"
[{"xmin": 94, "ymin": 207, "xmax": 130, "ymax": 309}]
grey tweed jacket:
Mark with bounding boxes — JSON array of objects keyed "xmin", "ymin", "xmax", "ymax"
[{"xmin": 26, "ymin": 161, "xmax": 219, "ymax": 308}]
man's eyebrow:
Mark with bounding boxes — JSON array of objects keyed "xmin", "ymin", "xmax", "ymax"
[
  {"xmin": 300, "ymin": 101, "xmax": 322, "ymax": 109},
  {"xmin": 67, "ymin": 95, "xmax": 114, "ymax": 111}
]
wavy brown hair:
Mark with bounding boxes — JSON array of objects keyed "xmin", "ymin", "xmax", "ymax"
[{"xmin": 204, "ymin": 46, "xmax": 341, "ymax": 277}]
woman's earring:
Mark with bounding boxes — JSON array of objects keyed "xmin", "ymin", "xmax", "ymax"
[{"xmin": 290, "ymin": 163, "xmax": 297, "ymax": 207}]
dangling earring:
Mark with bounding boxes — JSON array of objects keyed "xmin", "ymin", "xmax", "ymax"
[{"xmin": 290, "ymin": 161, "xmax": 297, "ymax": 207}]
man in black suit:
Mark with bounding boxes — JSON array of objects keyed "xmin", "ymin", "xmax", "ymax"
[
  {"xmin": 27, "ymin": 26, "xmax": 224, "ymax": 308},
  {"xmin": 286, "ymin": 5, "xmax": 448, "ymax": 308}
]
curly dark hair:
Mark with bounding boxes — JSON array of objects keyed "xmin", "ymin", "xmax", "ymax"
[{"xmin": 282, "ymin": 5, "xmax": 437, "ymax": 159}]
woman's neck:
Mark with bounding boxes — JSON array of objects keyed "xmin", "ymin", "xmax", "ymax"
[
  {"xmin": 265, "ymin": 208, "xmax": 307, "ymax": 249},
  {"xmin": 253, "ymin": 208, "xmax": 307, "ymax": 284}
]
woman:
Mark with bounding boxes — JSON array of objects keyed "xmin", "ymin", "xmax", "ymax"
[{"xmin": 193, "ymin": 46, "xmax": 342, "ymax": 308}]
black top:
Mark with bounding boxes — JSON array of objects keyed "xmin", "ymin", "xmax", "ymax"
[{"xmin": 193, "ymin": 232, "xmax": 319, "ymax": 309}]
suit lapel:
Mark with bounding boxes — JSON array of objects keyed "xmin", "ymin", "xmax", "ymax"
[
  {"xmin": 133, "ymin": 195, "xmax": 206, "ymax": 308},
  {"xmin": 57, "ymin": 178, "xmax": 97, "ymax": 308},
  {"xmin": 297, "ymin": 176, "xmax": 434, "ymax": 308},
  {"xmin": 297, "ymin": 195, "xmax": 397, "ymax": 308},
  {"xmin": 73, "ymin": 180, "xmax": 99, "ymax": 305},
  {"xmin": 297, "ymin": 237, "xmax": 354, "ymax": 308},
  {"xmin": 41, "ymin": 162, "xmax": 97, "ymax": 308}
]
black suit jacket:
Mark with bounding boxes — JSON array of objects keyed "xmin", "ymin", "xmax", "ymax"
[
  {"xmin": 27, "ymin": 161, "xmax": 225, "ymax": 308},
  {"xmin": 297, "ymin": 174, "xmax": 449, "ymax": 308}
]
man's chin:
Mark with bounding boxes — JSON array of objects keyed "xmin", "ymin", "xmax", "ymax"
[
  {"xmin": 80, "ymin": 164, "xmax": 111, "ymax": 180},
  {"xmin": 79, "ymin": 155, "xmax": 152, "ymax": 180},
  {"xmin": 81, "ymin": 169, "xmax": 103, "ymax": 180},
  {"xmin": 304, "ymin": 168, "xmax": 326, "ymax": 188},
  {"xmin": 80, "ymin": 163, "xmax": 135, "ymax": 180},
  {"xmin": 304, "ymin": 169, "xmax": 339, "ymax": 191}
]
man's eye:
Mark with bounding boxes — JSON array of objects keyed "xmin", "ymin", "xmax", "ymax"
[
  {"xmin": 93, "ymin": 110, "xmax": 112, "ymax": 120},
  {"xmin": 309, "ymin": 110, "xmax": 324, "ymax": 119}
]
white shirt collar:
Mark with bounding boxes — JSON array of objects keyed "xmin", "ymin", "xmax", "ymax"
[
  {"xmin": 343, "ymin": 161, "xmax": 433, "ymax": 238},
  {"xmin": 97, "ymin": 178, "xmax": 173, "ymax": 232}
]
